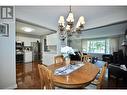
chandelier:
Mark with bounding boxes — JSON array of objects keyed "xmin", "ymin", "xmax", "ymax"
[{"xmin": 58, "ymin": 6, "xmax": 85, "ymax": 40}]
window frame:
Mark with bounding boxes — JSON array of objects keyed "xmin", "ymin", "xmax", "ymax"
[{"xmin": 85, "ymin": 39, "xmax": 110, "ymax": 54}]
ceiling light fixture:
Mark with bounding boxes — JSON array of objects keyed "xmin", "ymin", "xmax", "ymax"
[
  {"xmin": 22, "ymin": 27, "xmax": 34, "ymax": 32},
  {"xmin": 58, "ymin": 6, "xmax": 85, "ymax": 40}
]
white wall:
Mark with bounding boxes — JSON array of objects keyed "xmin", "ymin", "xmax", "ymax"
[
  {"xmin": 43, "ymin": 52, "xmax": 57, "ymax": 66},
  {"xmin": 0, "ymin": 7, "xmax": 17, "ymax": 88},
  {"xmin": 81, "ymin": 40, "xmax": 87, "ymax": 51},
  {"xmin": 70, "ymin": 39, "xmax": 82, "ymax": 51}
]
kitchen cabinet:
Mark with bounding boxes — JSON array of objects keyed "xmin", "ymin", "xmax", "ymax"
[
  {"xmin": 16, "ymin": 36, "xmax": 40, "ymax": 46},
  {"xmin": 46, "ymin": 33, "xmax": 58, "ymax": 45},
  {"xmin": 24, "ymin": 51, "xmax": 32, "ymax": 63},
  {"xmin": 24, "ymin": 41, "xmax": 31, "ymax": 46}
]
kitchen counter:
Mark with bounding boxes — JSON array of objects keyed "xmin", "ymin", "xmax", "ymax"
[
  {"xmin": 24, "ymin": 51, "xmax": 32, "ymax": 63},
  {"xmin": 44, "ymin": 51, "xmax": 57, "ymax": 54}
]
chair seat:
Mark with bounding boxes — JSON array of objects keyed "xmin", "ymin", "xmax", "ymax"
[
  {"xmin": 85, "ymin": 84, "xmax": 97, "ymax": 89},
  {"xmin": 85, "ymin": 79, "xmax": 100, "ymax": 89},
  {"xmin": 91, "ymin": 79, "xmax": 100, "ymax": 85}
]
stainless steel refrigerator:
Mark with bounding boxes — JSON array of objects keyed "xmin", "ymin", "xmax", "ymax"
[{"xmin": 31, "ymin": 41, "xmax": 41, "ymax": 61}]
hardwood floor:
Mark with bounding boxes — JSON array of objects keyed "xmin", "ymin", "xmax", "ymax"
[
  {"xmin": 16, "ymin": 61, "xmax": 125, "ymax": 89},
  {"xmin": 16, "ymin": 61, "xmax": 41, "ymax": 89}
]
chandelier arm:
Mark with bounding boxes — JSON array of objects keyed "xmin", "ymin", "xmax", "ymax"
[
  {"xmin": 59, "ymin": 31, "xmax": 67, "ymax": 40},
  {"xmin": 58, "ymin": 6, "xmax": 85, "ymax": 38},
  {"xmin": 70, "ymin": 5, "xmax": 72, "ymax": 12}
]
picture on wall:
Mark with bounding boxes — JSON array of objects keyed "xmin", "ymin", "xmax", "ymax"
[{"xmin": 0, "ymin": 23, "xmax": 9, "ymax": 37}]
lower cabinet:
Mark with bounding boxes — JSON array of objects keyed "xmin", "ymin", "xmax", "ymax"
[{"xmin": 24, "ymin": 51, "xmax": 32, "ymax": 63}]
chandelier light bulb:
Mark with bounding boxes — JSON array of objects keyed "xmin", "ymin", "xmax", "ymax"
[
  {"xmin": 79, "ymin": 16, "xmax": 84, "ymax": 21},
  {"xmin": 58, "ymin": 16, "xmax": 65, "ymax": 24},
  {"xmin": 80, "ymin": 16, "xmax": 85, "ymax": 25},
  {"xmin": 66, "ymin": 12, "xmax": 74, "ymax": 23},
  {"xmin": 79, "ymin": 16, "xmax": 85, "ymax": 25}
]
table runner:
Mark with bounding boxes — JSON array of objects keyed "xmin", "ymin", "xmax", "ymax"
[{"xmin": 54, "ymin": 63, "xmax": 84, "ymax": 75}]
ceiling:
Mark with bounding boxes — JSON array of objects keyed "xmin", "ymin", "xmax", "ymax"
[
  {"xmin": 70, "ymin": 21, "xmax": 127, "ymax": 39},
  {"xmin": 16, "ymin": 20, "xmax": 55, "ymax": 36},
  {"xmin": 15, "ymin": 6, "xmax": 127, "ymax": 36}
]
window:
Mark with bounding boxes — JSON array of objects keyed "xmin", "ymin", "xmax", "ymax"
[{"xmin": 82, "ymin": 39, "xmax": 110, "ymax": 54}]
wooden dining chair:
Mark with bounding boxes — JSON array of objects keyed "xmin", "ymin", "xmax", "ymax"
[
  {"xmin": 54, "ymin": 55, "xmax": 64, "ymax": 64},
  {"xmin": 92, "ymin": 63, "xmax": 107, "ymax": 89},
  {"xmin": 85, "ymin": 63, "xmax": 107, "ymax": 89},
  {"xmin": 83, "ymin": 55, "xmax": 92, "ymax": 63},
  {"xmin": 38, "ymin": 64, "xmax": 54, "ymax": 89}
]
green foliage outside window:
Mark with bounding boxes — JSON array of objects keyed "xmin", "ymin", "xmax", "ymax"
[{"xmin": 87, "ymin": 40, "xmax": 107, "ymax": 54}]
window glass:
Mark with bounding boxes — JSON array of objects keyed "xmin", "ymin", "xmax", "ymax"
[
  {"xmin": 87, "ymin": 40, "xmax": 105, "ymax": 53},
  {"xmin": 83, "ymin": 39, "xmax": 110, "ymax": 54}
]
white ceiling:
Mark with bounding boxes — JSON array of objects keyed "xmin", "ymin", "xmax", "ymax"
[
  {"xmin": 16, "ymin": 21, "xmax": 55, "ymax": 36},
  {"xmin": 70, "ymin": 22, "xmax": 127, "ymax": 39},
  {"xmin": 15, "ymin": 6, "xmax": 127, "ymax": 36}
]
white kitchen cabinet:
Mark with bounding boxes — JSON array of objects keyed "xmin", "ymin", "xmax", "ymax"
[
  {"xmin": 24, "ymin": 51, "xmax": 32, "ymax": 63},
  {"xmin": 24, "ymin": 41, "xmax": 31, "ymax": 46},
  {"xmin": 46, "ymin": 33, "xmax": 58, "ymax": 45},
  {"xmin": 16, "ymin": 36, "xmax": 40, "ymax": 46}
]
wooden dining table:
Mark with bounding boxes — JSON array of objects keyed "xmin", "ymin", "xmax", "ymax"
[{"xmin": 48, "ymin": 61, "xmax": 100, "ymax": 88}]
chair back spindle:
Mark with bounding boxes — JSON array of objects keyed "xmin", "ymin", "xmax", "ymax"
[
  {"xmin": 38, "ymin": 64, "xmax": 54, "ymax": 89},
  {"xmin": 54, "ymin": 55, "xmax": 64, "ymax": 64}
]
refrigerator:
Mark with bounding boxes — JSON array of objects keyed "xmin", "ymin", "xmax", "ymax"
[{"xmin": 31, "ymin": 41, "xmax": 41, "ymax": 61}]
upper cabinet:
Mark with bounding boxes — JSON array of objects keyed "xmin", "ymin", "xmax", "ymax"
[
  {"xmin": 24, "ymin": 40, "xmax": 31, "ymax": 46},
  {"xmin": 46, "ymin": 33, "xmax": 58, "ymax": 45},
  {"xmin": 16, "ymin": 36, "xmax": 40, "ymax": 46}
]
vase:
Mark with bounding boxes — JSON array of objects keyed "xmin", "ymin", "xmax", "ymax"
[{"xmin": 65, "ymin": 57, "xmax": 70, "ymax": 66}]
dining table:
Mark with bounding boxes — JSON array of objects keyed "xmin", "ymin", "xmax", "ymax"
[{"xmin": 48, "ymin": 61, "xmax": 100, "ymax": 89}]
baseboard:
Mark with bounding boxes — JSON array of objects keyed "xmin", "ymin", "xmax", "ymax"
[{"xmin": 6, "ymin": 84, "xmax": 17, "ymax": 89}]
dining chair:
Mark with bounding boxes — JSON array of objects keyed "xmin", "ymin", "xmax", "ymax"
[
  {"xmin": 83, "ymin": 54, "xmax": 92, "ymax": 63},
  {"xmin": 85, "ymin": 63, "xmax": 107, "ymax": 89},
  {"xmin": 38, "ymin": 64, "xmax": 54, "ymax": 89},
  {"xmin": 54, "ymin": 55, "xmax": 64, "ymax": 64}
]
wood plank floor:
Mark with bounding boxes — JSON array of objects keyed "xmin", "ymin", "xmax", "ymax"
[
  {"xmin": 16, "ymin": 61, "xmax": 125, "ymax": 89},
  {"xmin": 16, "ymin": 61, "xmax": 42, "ymax": 89}
]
